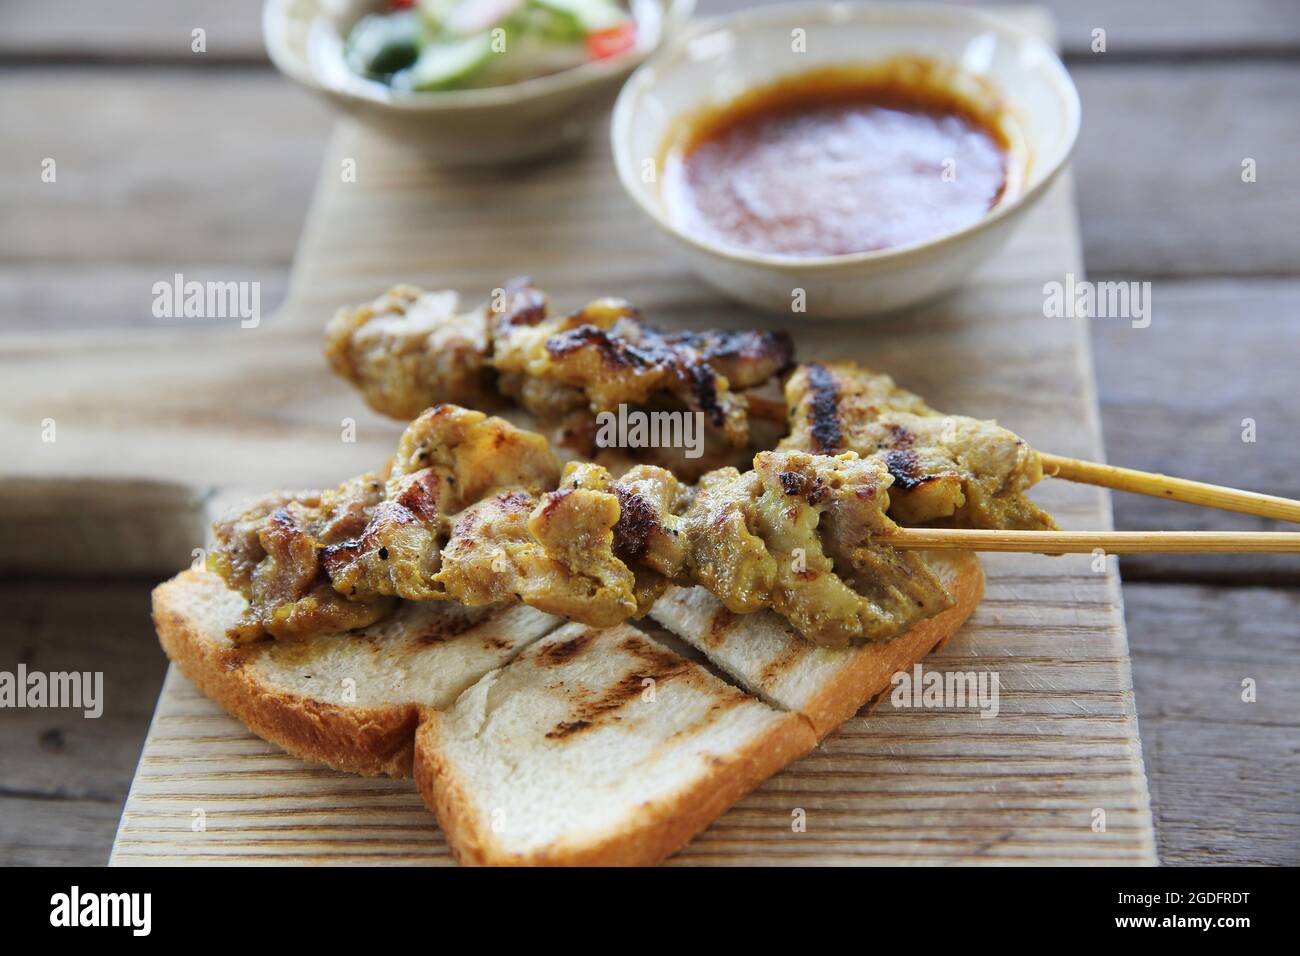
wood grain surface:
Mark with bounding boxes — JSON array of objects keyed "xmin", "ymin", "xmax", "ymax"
[
  {"xmin": 2, "ymin": 0, "xmax": 1295, "ymax": 866},
  {"xmin": 6, "ymin": 0, "xmax": 1298, "ymax": 58}
]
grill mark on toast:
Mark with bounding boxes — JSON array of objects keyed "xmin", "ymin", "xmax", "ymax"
[
  {"xmin": 534, "ymin": 628, "xmax": 598, "ymax": 666},
  {"xmin": 702, "ymin": 604, "xmax": 736, "ymax": 649},
  {"xmin": 414, "ymin": 613, "xmax": 489, "ymax": 644},
  {"xmin": 654, "ymin": 692, "xmax": 751, "ymax": 750},
  {"xmin": 544, "ymin": 633, "xmax": 694, "ymax": 739},
  {"xmin": 617, "ymin": 633, "xmax": 691, "ymax": 672},
  {"xmin": 756, "ymin": 642, "xmax": 805, "ymax": 689}
]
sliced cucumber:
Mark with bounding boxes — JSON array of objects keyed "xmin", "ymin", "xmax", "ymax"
[
  {"xmin": 390, "ymin": 32, "xmax": 495, "ymax": 91},
  {"xmin": 442, "ymin": 0, "xmax": 525, "ymax": 36},
  {"xmin": 531, "ymin": 0, "xmax": 627, "ymax": 33},
  {"xmin": 417, "ymin": 0, "xmax": 460, "ymax": 26},
  {"xmin": 345, "ymin": 11, "xmax": 423, "ymax": 77}
]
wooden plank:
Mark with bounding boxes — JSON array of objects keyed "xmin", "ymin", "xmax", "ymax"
[
  {"xmin": 1093, "ymin": 279, "xmax": 1300, "ymax": 584},
  {"xmin": 0, "ymin": 798, "xmax": 126, "ymax": 866},
  {"xmin": 4, "ymin": 0, "xmax": 1298, "ymax": 60},
  {"xmin": 0, "ymin": 68, "xmax": 331, "ymax": 269},
  {"xmin": 0, "ymin": 1, "xmax": 269, "ymax": 61},
  {"xmin": 0, "ymin": 1, "xmax": 1286, "ymax": 866},
  {"xmin": 1126, "ymin": 583, "xmax": 1300, "ymax": 865},
  {"xmin": 99, "ymin": 7, "xmax": 1151, "ymax": 862},
  {"xmin": 1072, "ymin": 62, "xmax": 1300, "ymax": 277},
  {"xmin": 0, "ymin": 580, "xmax": 166, "ymax": 866},
  {"xmin": 0, "ymin": 479, "xmax": 209, "ymax": 577},
  {"xmin": 0, "ymin": 6, "xmax": 1155, "ymax": 867},
  {"xmin": 0, "ymin": 264, "xmax": 292, "ymax": 334}
]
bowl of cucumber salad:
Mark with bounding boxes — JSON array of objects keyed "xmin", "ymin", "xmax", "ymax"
[{"xmin": 264, "ymin": 0, "xmax": 694, "ymax": 164}]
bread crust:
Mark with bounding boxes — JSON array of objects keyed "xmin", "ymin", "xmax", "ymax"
[
  {"xmin": 153, "ymin": 570, "xmax": 419, "ymax": 777},
  {"xmin": 414, "ymin": 706, "xmax": 816, "ymax": 866}
]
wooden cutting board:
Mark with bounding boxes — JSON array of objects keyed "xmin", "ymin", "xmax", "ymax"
[{"xmin": 0, "ymin": 7, "xmax": 1154, "ymax": 865}]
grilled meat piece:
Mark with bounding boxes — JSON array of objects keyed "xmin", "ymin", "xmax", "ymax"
[
  {"xmin": 571, "ymin": 461, "xmax": 692, "ymax": 614},
  {"xmin": 324, "ymin": 285, "xmax": 496, "ymax": 420},
  {"xmin": 437, "ymin": 459, "xmax": 689, "ymax": 622},
  {"xmin": 781, "ymin": 362, "xmax": 1057, "ymax": 531},
  {"xmin": 493, "ymin": 286, "xmax": 794, "ymax": 447},
  {"xmin": 435, "ymin": 471, "xmax": 638, "ymax": 626},
  {"xmin": 208, "ymin": 476, "xmax": 394, "ymax": 642},
  {"xmin": 680, "ymin": 451, "xmax": 953, "ymax": 646},
  {"xmin": 211, "ymin": 407, "xmax": 558, "ymax": 640},
  {"xmin": 321, "ymin": 469, "xmax": 447, "ymax": 602},
  {"xmin": 322, "ymin": 404, "xmax": 562, "ymax": 602},
  {"xmin": 390, "ymin": 401, "xmax": 560, "ymax": 508}
]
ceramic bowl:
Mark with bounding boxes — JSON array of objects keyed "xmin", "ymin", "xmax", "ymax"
[
  {"xmin": 265, "ymin": 0, "xmax": 696, "ymax": 165},
  {"xmin": 611, "ymin": 1, "xmax": 1080, "ymax": 317}
]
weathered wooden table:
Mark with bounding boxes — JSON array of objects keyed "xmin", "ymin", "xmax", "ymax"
[{"xmin": 1, "ymin": 0, "xmax": 1296, "ymax": 865}]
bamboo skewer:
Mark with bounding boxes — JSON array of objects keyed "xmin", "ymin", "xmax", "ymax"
[
  {"xmin": 741, "ymin": 396, "xmax": 1300, "ymax": 524},
  {"xmin": 1038, "ymin": 453, "xmax": 1300, "ymax": 524},
  {"xmin": 889, "ymin": 528, "xmax": 1300, "ymax": 554}
]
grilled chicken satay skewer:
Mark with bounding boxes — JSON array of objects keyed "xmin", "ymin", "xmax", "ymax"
[
  {"xmin": 774, "ymin": 364, "xmax": 1300, "ymax": 551},
  {"xmin": 773, "ymin": 363, "xmax": 1300, "ymax": 525},
  {"xmin": 210, "ymin": 405, "xmax": 954, "ymax": 649},
  {"xmin": 210, "ymin": 403, "xmax": 1295, "ymax": 656},
  {"xmin": 325, "ymin": 278, "xmax": 794, "ymax": 457}
]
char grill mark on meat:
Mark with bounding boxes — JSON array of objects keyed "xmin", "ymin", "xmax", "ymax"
[
  {"xmin": 685, "ymin": 362, "xmax": 725, "ymax": 428},
  {"xmin": 675, "ymin": 450, "xmax": 953, "ymax": 646},
  {"xmin": 537, "ymin": 315, "xmax": 738, "ymax": 432},
  {"xmin": 778, "ymin": 470, "xmax": 806, "ymax": 496},
  {"xmin": 612, "ymin": 485, "xmax": 658, "ymax": 561},
  {"xmin": 655, "ymin": 326, "xmax": 796, "ymax": 387},
  {"xmin": 545, "ymin": 324, "xmax": 655, "ymax": 369},
  {"xmin": 883, "ymin": 448, "xmax": 928, "ymax": 490},
  {"xmin": 805, "ymin": 362, "xmax": 843, "ymax": 453}
]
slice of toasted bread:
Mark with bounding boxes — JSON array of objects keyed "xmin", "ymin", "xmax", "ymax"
[
  {"xmin": 414, "ymin": 622, "xmax": 818, "ymax": 866},
  {"xmin": 155, "ymin": 553, "xmax": 983, "ymax": 863},
  {"xmin": 648, "ymin": 552, "xmax": 985, "ymax": 737},
  {"xmin": 152, "ymin": 569, "xmax": 562, "ymax": 776}
]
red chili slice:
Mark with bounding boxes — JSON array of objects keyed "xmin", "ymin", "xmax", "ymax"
[{"xmin": 586, "ymin": 21, "xmax": 637, "ymax": 60}]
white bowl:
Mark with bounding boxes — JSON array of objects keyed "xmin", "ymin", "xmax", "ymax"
[
  {"xmin": 611, "ymin": 1, "xmax": 1080, "ymax": 317},
  {"xmin": 265, "ymin": 0, "xmax": 695, "ymax": 165}
]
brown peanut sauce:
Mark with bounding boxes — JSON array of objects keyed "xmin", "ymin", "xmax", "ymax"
[{"xmin": 661, "ymin": 61, "xmax": 1015, "ymax": 259}]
